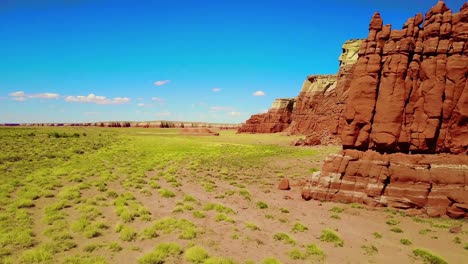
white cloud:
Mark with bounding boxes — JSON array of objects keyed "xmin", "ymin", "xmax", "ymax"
[
  {"xmin": 253, "ymin": 91, "xmax": 265, "ymax": 96},
  {"xmin": 8, "ymin": 91, "xmax": 60, "ymax": 101},
  {"xmin": 210, "ymin": 106, "xmax": 233, "ymax": 111},
  {"xmin": 212, "ymin": 88, "xmax": 221, "ymax": 92},
  {"xmin": 152, "ymin": 97, "xmax": 165, "ymax": 102},
  {"xmin": 9, "ymin": 91, "xmax": 25, "ymax": 97},
  {"xmin": 29, "ymin": 93, "xmax": 60, "ymax": 99},
  {"xmin": 154, "ymin": 80, "xmax": 170, "ymax": 86},
  {"xmin": 137, "ymin": 103, "xmax": 145, "ymax": 107},
  {"xmin": 65, "ymin": 93, "xmax": 130, "ymax": 105},
  {"xmin": 228, "ymin": 111, "xmax": 241, "ymax": 116}
]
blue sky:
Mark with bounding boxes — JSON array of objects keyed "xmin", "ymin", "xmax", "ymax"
[{"xmin": 1, "ymin": 0, "xmax": 465, "ymax": 123}]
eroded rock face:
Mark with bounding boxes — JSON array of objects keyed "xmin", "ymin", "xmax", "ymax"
[
  {"xmin": 311, "ymin": 150, "xmax": 468, "ymax": 217},
  {"xmin": 237, "ymin": 98, "xmax": 296, "ymax": 133},
  {"xmin": 312, "ymin": 1, "xmax": 468, "ymax": 218},
  {"xmin": 342, "ymin": 1, "xmax": 468, "ymax": 155},
  {"xmin": 238, "ymin": 39, "xmax": 363, "ymax": 139}
]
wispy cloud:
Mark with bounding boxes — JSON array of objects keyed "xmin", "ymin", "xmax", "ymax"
[
  {"xmin": 65, "ymin": 93, "xmax": 130, "ymax": 105},
  {"xmin": 151, "ymin": 97, "xmax": 165, "ymax": 102},
  {"xmin": 210, "ymin": 106, "xmax": 233, "ymax": 111},
  {"xmin": 137, "ymin": 103, "xmax": 145, "ymax": 107},
  {"xmin": 228, "ymin": 111, "xmax": 241, "ymax": 116},
  {"xmin": 154, "ymin": 80, "xmax": 170, "ymax": 86},
  {"xmin": 9, "ymin": 91, "xmax": 60, "ymax": 101},
  {"xmin": 212, "ymin": 88, "xmax": 221, "ymax": 92},
  {"xmin": 253, "ymin": 91, "xmax": 265, "ymax": 96}
]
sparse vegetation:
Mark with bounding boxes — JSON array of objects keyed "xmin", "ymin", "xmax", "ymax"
[
  {"xmin": 1, "ymin": 127, "xmax": 463, "ymax": 263},
  {"xmin": 413, "ymin": 248, "xmax": 448, "ymax": 264},
  {"xmin": 400, "ymin": 238, "xmax": 412, "ymax": 246},
  {"xmin": 273, "ymin": 232, "xmax": 296, "ymax": 245},
  {"xmin": 320, "ymin": 229, "xmax": 344, "ymax": 247}
]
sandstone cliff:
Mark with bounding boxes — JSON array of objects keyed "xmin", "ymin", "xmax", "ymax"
[
  {"xmin": 308, "ymin": 1, "xmax": 468, "ymax": 218},
  {"xmin": 238, "ymin": 39, "xmax": 363, "ymax": 141},
  {"xmin": 237, "ymin": 98, "xmax": 295, "ymax": 133}
]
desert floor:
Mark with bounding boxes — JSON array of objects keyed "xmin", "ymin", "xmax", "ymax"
[{"xmin": 0, "ymin": 127, "xmax": 466, "ymax": 264}]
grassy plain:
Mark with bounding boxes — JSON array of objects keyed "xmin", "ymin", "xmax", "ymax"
[{"xmin": 0, "ymin": 127, "xmax": 466, "ymax": 263}]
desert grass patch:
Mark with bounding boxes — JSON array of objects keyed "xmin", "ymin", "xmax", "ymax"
[
  {"xmin": 361, "ymin": 244, "xmax": 378, "ymax": 255},
  {"xmin": 273, "ymin": 232, "xmax": 296, "ymax": 245},
  {"xmin": 141, "ymin": 217, "xmax": 197, "ymax": 240},
  {"xmin": 203, "ymin": 203, "xmax": 236, "ymax": 214},
  {"xmin": 184, "ymin": 246, "xmax": 209, "ymax": 263},
  {"xmin": 138, "ymin": 242, "xmax": 183, "ymax": 264},
  {"xmin": 256, "ymin": 201, "xmax": 268, "ymax": 209},
  {"xmin": 291, "ymin": 222, "xmax": 308, "ymax": 233},
  {"xmin": 320, "ymin": 229, "xmax": 344, "ymax": 247},
  {"xmin": 412, "ymin": 248, "xmax": 448, "ymax": 264},
  {"xmin": 400, "ymin": 238, "xmax": 412, "ymax": 246}
]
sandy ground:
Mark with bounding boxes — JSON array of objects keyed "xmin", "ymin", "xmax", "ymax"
[{"xmin": 29, "ymin": 152, "xmax": 464, "ymax": 264}]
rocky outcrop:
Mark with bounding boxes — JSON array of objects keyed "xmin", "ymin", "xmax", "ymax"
[
  {"xmin": 309, "ymin": 1, "xmax": 468, "ymax": 218},
  {"xmin": 237, "ymin": 98, "xmax": 296, "ymax": 133},
  {"xmin": 342, "ymin": 1, "xmax": 468, "ymax": 154},
  {"xmin": 238, "ymin": 39, "xmax": 363, "ymax": 140}
]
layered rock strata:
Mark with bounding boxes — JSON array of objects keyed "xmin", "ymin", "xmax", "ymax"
[
  {"xmin": 238, "ymin": 39, "xmax": 363, "ymax": 140},
  {"xmin": 237, "ymin": 98, "xmax": 296, "ymax": 133},
  {"xmin": 310, "ymin": 1, "xmax": 468, "ymax": 218}
]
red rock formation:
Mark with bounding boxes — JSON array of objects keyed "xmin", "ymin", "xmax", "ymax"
[
  {"xmin": 342, "ymin": 1, "xmax": 468, "ymax": 154},
  {"xmin": 237, "ymin": 98, "xmax": 295, "ymax": 133},
  {"xmin": 238, "ymin": 39, "xmax": 363, "ymax": 140},
  {"xmin": 310, "ymin": 1, "xmax": 468, "ymax": 218}
]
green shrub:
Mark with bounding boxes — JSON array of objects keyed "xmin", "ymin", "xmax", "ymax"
[
  {"xmin": 158, "ymin": 189, "xmax": 176, "ymax": 198},
  {"xmin": 412, "ymin": 248, "xmax": 448, "ymax": 264},
  {"xmin": 256, "ymin": 201, "xmax": 268, "ymax": 209},
  {"xmin": 386, "ymin": 219, "xmax": 399, "ymax": 225},
  {"xmin": 320, "ymin": 229, "xmax": 344, "ymax": 247},
  {"xmin": 119, "ymin": 226, "xmax": 137, "ymax": 241},
  {"xmin": 291, "ymin": 222, "xmax": 308, "ymax": 233},
  {"xmin": 400, "ymin": 239, "xmax": 412, "ymax": 246},
  {"xmin": 273, "ymin": 232, "xmax": 295, "ymax": 245},
  {"xmin": 390, "ymin": 227, "xmax": 403, "ymax": 233},
  {"xmin": 329, "ymin": 207, "xmax": 344, "ymax": 213},
  {"xmin": 184, "ymin": 246, "xmax": 209, "ymax": 263},
  {"xmin": 262, "ymin": 258, "xmax": 282, "ymax": 264},
  {"xmin": 203, "ymin": 257, "xmax": 235, "ymax": 264},
  {"xmin": 372, "ymin": 232, "xmax": 382, "ymax": 239},
  {"xmin": 361, "ymin": 244, "xmax": 378, "ymax": 255},
  {"xmin": 288, "ymin": 248, "xmax": 307, "ymax": 260},
  {"xmin": 306, "ymin": 243, "xmax": 325, "ymax": 256}
]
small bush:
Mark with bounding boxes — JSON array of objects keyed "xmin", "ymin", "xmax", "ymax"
[
  {"xmin": 320, "ymin": 229, "xmax": 344, "ymax": 247},
  {"xmin": 120, "ymin": 226, "xmax": 137, "ymax": 241},
  {"xmin": 390, "ymin": 227, "xmax": 403, "ymax": 233},
  {"xmin": 306, "ymin": 243, "xmax": 325, "ymax": 256},
  {"xmin": 361, "ymin": 244, "xmax": 378, "ymax": 255},
  {"xmin": 158, "ymin": 189, "xmax": 176, "ymax": 198},
  {"xmin": 386, "ymin": 219, "xmax": 399, "ymax": 226},
  {"xmin": 245, "ymin": 222, "xmax": 260, "ymax": 231},
  {"xmin": 412, "ymin": 248, "xmax": 448, "ymax": 264},
  {"xmin": 262, "ymin": 258, "xmax": 282, "ymax": 264},
  {"xmin": 256, "ymin": 201, "xmax": 268, "ymax": 209},
  {"xmin": 273, "ymin": 232, "xmax": 296, "ymax": 245},
  {"xmin": 288, "ymin": 249, "xmax": 306, "ymax": 260},
  {"xmin": 329, "ymin": 207, "xmax": 344, "ymax": 213},
  {"xmin": 192, "ymin": 211, "xmax": 205, "ymax": 218},
  {"xmin": 400, "ymin": 238, "xmax": 412, "ymax": 246},
  {"xmin": 204, "ymin": 257, "xmax": 235, "ymax": 264},
  {"xmin": 291, "ymin": 222, "xmax": 308, "ymax": 233},
  {"xmin": 184, "ymin": 246, "xmax": 209, "ymax": 263},
  {"xmin": 372, "ymin": 232, "xmax": 382, "ymax": 239}
]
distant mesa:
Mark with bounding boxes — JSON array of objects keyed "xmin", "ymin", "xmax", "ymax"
[{"xmin": 0, "ymin": 121, "xmax": 239, "ymax": 130}]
